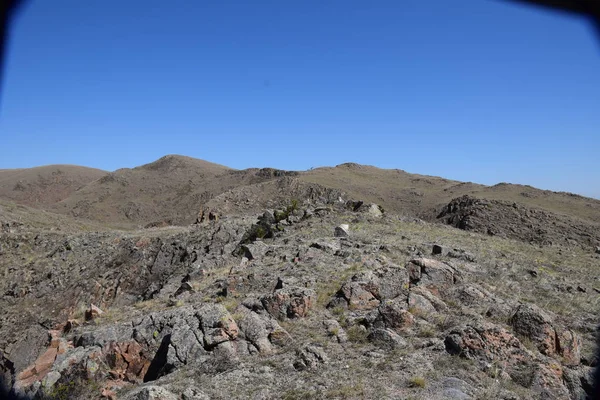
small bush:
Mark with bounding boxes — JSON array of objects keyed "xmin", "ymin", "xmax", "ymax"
[
  {"xmin": 346, "ymin": 325, "xmax": 368, "ymax": 343},
  {"xmin": 407, "ymin": 376, "xmax": 426, "ymax": 388}
]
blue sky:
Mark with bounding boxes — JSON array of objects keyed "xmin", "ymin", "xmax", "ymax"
[{"xmin": 1, "ymin": 1, "xmax": 599, "ymax": 198}]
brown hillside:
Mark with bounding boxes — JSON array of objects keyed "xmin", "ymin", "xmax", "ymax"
[
  {"xmin": 49, "ymin": 155, "xmax": 298, "ymax": 228},
  {"xmin": 0, "ymin": 164, "xmax": 107, "ymax": 207},
  {"xmin": 299, "ymin": 163, "xmax": 600, "ymax": 224}
]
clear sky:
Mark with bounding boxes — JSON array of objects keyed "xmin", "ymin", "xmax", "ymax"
[{"xmin": 1, "ymin": 1, "xmax": 599, "ymax": 198}]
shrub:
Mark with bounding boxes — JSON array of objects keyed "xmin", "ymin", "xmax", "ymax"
[{"xmin": 407, "ymin": 376, "xmax": 426, "ymax": 388}]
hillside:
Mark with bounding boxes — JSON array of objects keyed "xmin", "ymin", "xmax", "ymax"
[
  {"xmin": 0, "ymin": 165, "xmax": 107, "ymax": 207},
  {"xmin": 299, "ymin": 163, "xmax": 600, "ymax": 224},
  {"xmin": 49, "ymin": 155, "xmax": 298, "ymax": 228},
  {"xmin": 2, "ymin": 156, "xmax": 598, "ymax": 235},
  {"xmin": 1, "ymin": 195, "xmax": 599, "ymax": 399}
]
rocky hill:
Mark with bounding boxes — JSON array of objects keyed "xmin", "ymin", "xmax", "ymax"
[
  {"xmin": 0, "ymin": 156, "xmax": 599, "ymax": 399},
  {"xmin": 3, "ymin": 155, "xmax": 599, "ymax": 232}
]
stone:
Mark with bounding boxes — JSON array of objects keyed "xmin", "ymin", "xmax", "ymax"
[
  {"xmin": 235, "ymin": 305, "xmax": 290, "ymax": 354},
  {"xmin": 408, "ymin": 293, "xmax": 436, "ymax": 315},
  {"xmin": 367, "ymin": 328, "xmax": 407, "ymax": 349},
  {"xmin": 444, "ymin": 323, "xmax": 571, "ymax": 397},
  {"xmin": 334, "ymin": 281, "xmax": 380, "ymax": 311},
  {"xmin": 124, "ymin": 385, "xmax": 178, "ymax": 400},
  {"xmin": 198, "ymin": 304, "xmax": 239, "ymax": 348},
  {"xmin": 323, "ymin": 319, "xmax": 348, "ymax": 343},
  {"xmin": 261, "ymin": 286, "xmax": 316, "ymax": 319},
  {"xmin": 182, "ymin": 387, "xmax": 211, "ymax": 400},
  {"xmin": 365, "ymin": 204, "xmax": 383, "ymax": 217},
  {"xmin": 173, "ymin": 281, "xmax": 194, "ymax": 297},
  {"xmin": 509, "ymin": 304, "xmax": 581, "ymax": 364},
  {"xmin": 432, "ymin": 244, "xmax": 446, "ymax": 255},
  {"xmin": 447, "ymin": 249, "xmax": 477, "ymax": 263},
  {"xmin": 104, "ymin": 341, "xmax": 150, "ymax": 382},
  {"xmin": 240, "ymin": 241, "xmax": 270, "ymax": 260},
  {"xmin": 293, "ymin": 345, "xmax": 328, "ymax": 370},
  {"xmin": 444, "ymin": 323, "xmax": 531, "ymax": 363},
  {"xmin": 406, "ymin": 258, "xmax": 457, "ymax": 288},
  {"xmin": 7, "ymin": 325, "xmax": 50, "ymax": 373},
  {"xmin": 595, "ymin": 246, "xmax": 600, "ymax": 254},
  {"xmin": 378, "ymin": 300, "xmax": 415, "ymax": 331},
  {"xmin": 334, "ymin": 224, "xmax": 349, "ymax": 237}
]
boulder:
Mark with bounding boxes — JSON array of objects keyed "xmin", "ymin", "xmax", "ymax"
[
  {"xmin": 332, "ymin": 281, "xmax": 380, "ymax": 311},
  {"xmin": 406, "ymin": 258, "xmax": 457, "ymax": 288},
  {"xmin": 444, "ymin": 323, "xmax": 531, "ymax": 364},
  {"xmin": 104, "ymin": 341, "xmax": 151, "ymax": 382},
  {"xmin": 367, "ymin": 328, "xmax": 407, "ymax": 349},
  {"xmin": 293, "ymin": 345, "xmax": 328, "ymax": 370},
  {"xmin": 198, "ymin": 304, "xmax": 239, "ymax": 348},
  {"xmin": 444, "ymin": 323, "xmax": 570, "ymax": 398},
  {"xmin": 124, "ymin": 385, "xmax": 178, "ymax": 400},
  {"xmin": 432, "ymin": 244, "xmax": 447, "ymax": 255},
  {"xmin": 328, "ymin": 262, "xmax": 409, "ymax": 311},
  {"xmin": 6, "ymin": 325, "xmax": 50, "ymax": 373},
  {"xmin": 376, "ymin": 299, "xmax": 415, "ymax": 331},
  {"xmin": 323, "ymin": 320, "xmax": 348, "ymax": 343},
  {"xmin": 261, "ymin": 286, "xmax": 316, "ymax": 319},
  {"xmin": 334, "ymin": 224, "xmax": 349, "ymax": 237},
  {"xmin": 509, "ymin": 304, "xmax": 581, "ymax": 365},
  {"xmin": 365, "ymin": 204, "xmax": 383, "ymax": 217},
  {"xmin": 240, "ymin": 241, "xmax": 270, "ymax": 260},
  {"xmin": 235, "ymin": 303, "xmax": 291, "ymax": 354}
]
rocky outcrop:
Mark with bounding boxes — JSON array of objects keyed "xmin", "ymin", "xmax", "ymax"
[
  {"xmin": 235, "ymin": 299, "xmax": 292, "ymax": 354},
  {"xmin": 293, "ymin": 345, "xmax": 328, "ymax": 371},
  {"xmin": 509, "ymin": 304, "xmax": 582, "ymax": 365},
  {"xmin": 7, "ymin": 301, "xmax": 292, "ymax": 398},
  {"xmin": 406, "ymin": 258, "xmax": 459, "ymax": 289},
  {"xmin": 261, "ymin": 286, "xmax": 316, "ymax": 319},
  {"xmin": 444, "ymin": 323, "xmax": 571, "ymax": 398},
  {"xmin": 328, "ymin": 260, "xmax": 409, "ymax": 311},
  {"xmin": 437, "ymin": 195, "xmax": 600, "ymax": 249}
]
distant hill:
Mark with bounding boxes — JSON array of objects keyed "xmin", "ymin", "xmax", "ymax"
[
  {"xmin": 0, "ymin": 165, "xmax": 107, "ymax": 207},
  {"xmin": 300, "ymin": 163, "xmax": 600, "ymax": 224},
  {"xmin": 1, "ymin": 155, "xmax": 599, "ymax": 236},
  {"xmin": 49, "ymin": 155, "xmax": 298, "ymax": 228}
]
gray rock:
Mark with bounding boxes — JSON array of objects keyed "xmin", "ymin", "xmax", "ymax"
[
  {"xmin": 367, "ymin": 328, "xmax": 408, "ymax": 349},
  {"xmin": 241, "ymin": 241, "xmax": 270, "ymax": 260},
  {"xmin": 124, "ymin": 385, "xmax": 178, "ymax": 400},
  {"xmin": 198, "ymin": 304, "xmax": 239, "ymax": 348},
  {"xmin": 334, "ymin": 224, "xmax": 349, "ymax": 237},
  {"xmin": 509, "ymin": 304, "xmax": 581, "ymax": 365},
  {"xmin": 6, "ymin": 325, "xmax": 49, "ymax": 373},
  {"xmin": 408, "ymin": 292, "xmax": 436, "ymax": 314},
  {"xmin": 323, "ymin": 319, "xmax": 348, "ymax": 343},
  {"xmin": 432, "ymin": 244, "xmax": 447, "ymax": 255},
  {"xmin": 441, "ymin": 388, "xmax": 471, "ymax": 399},
  {"xmin": 74, "ymin": 323, "xmax": 134, "ymax": 348},
  {"xmin": 235, "ymin": 305, "xmax": 290, "ymax": 353},
  {"xmin": 448, "ymin": 248, "xmax": 477, "ymax": 262},
  {"xmin": 293, "ymin": 345, "xmax": 328, "ymax": 370},
  {"xmin": 406, "ymin": 258, "xmax": 457, "ymax": 287},
  {"xmin": 182, "ymin": 387, "xmax": 211, "ymax": 400}
]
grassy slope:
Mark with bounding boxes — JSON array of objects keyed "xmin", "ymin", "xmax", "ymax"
[
  {"xmin": 0, "ymin": 164, "xmax": 108, "ymax": 207},
  {"xmin": 299, "ymin": 163, "xmax": 600, "ymax": 223}
]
